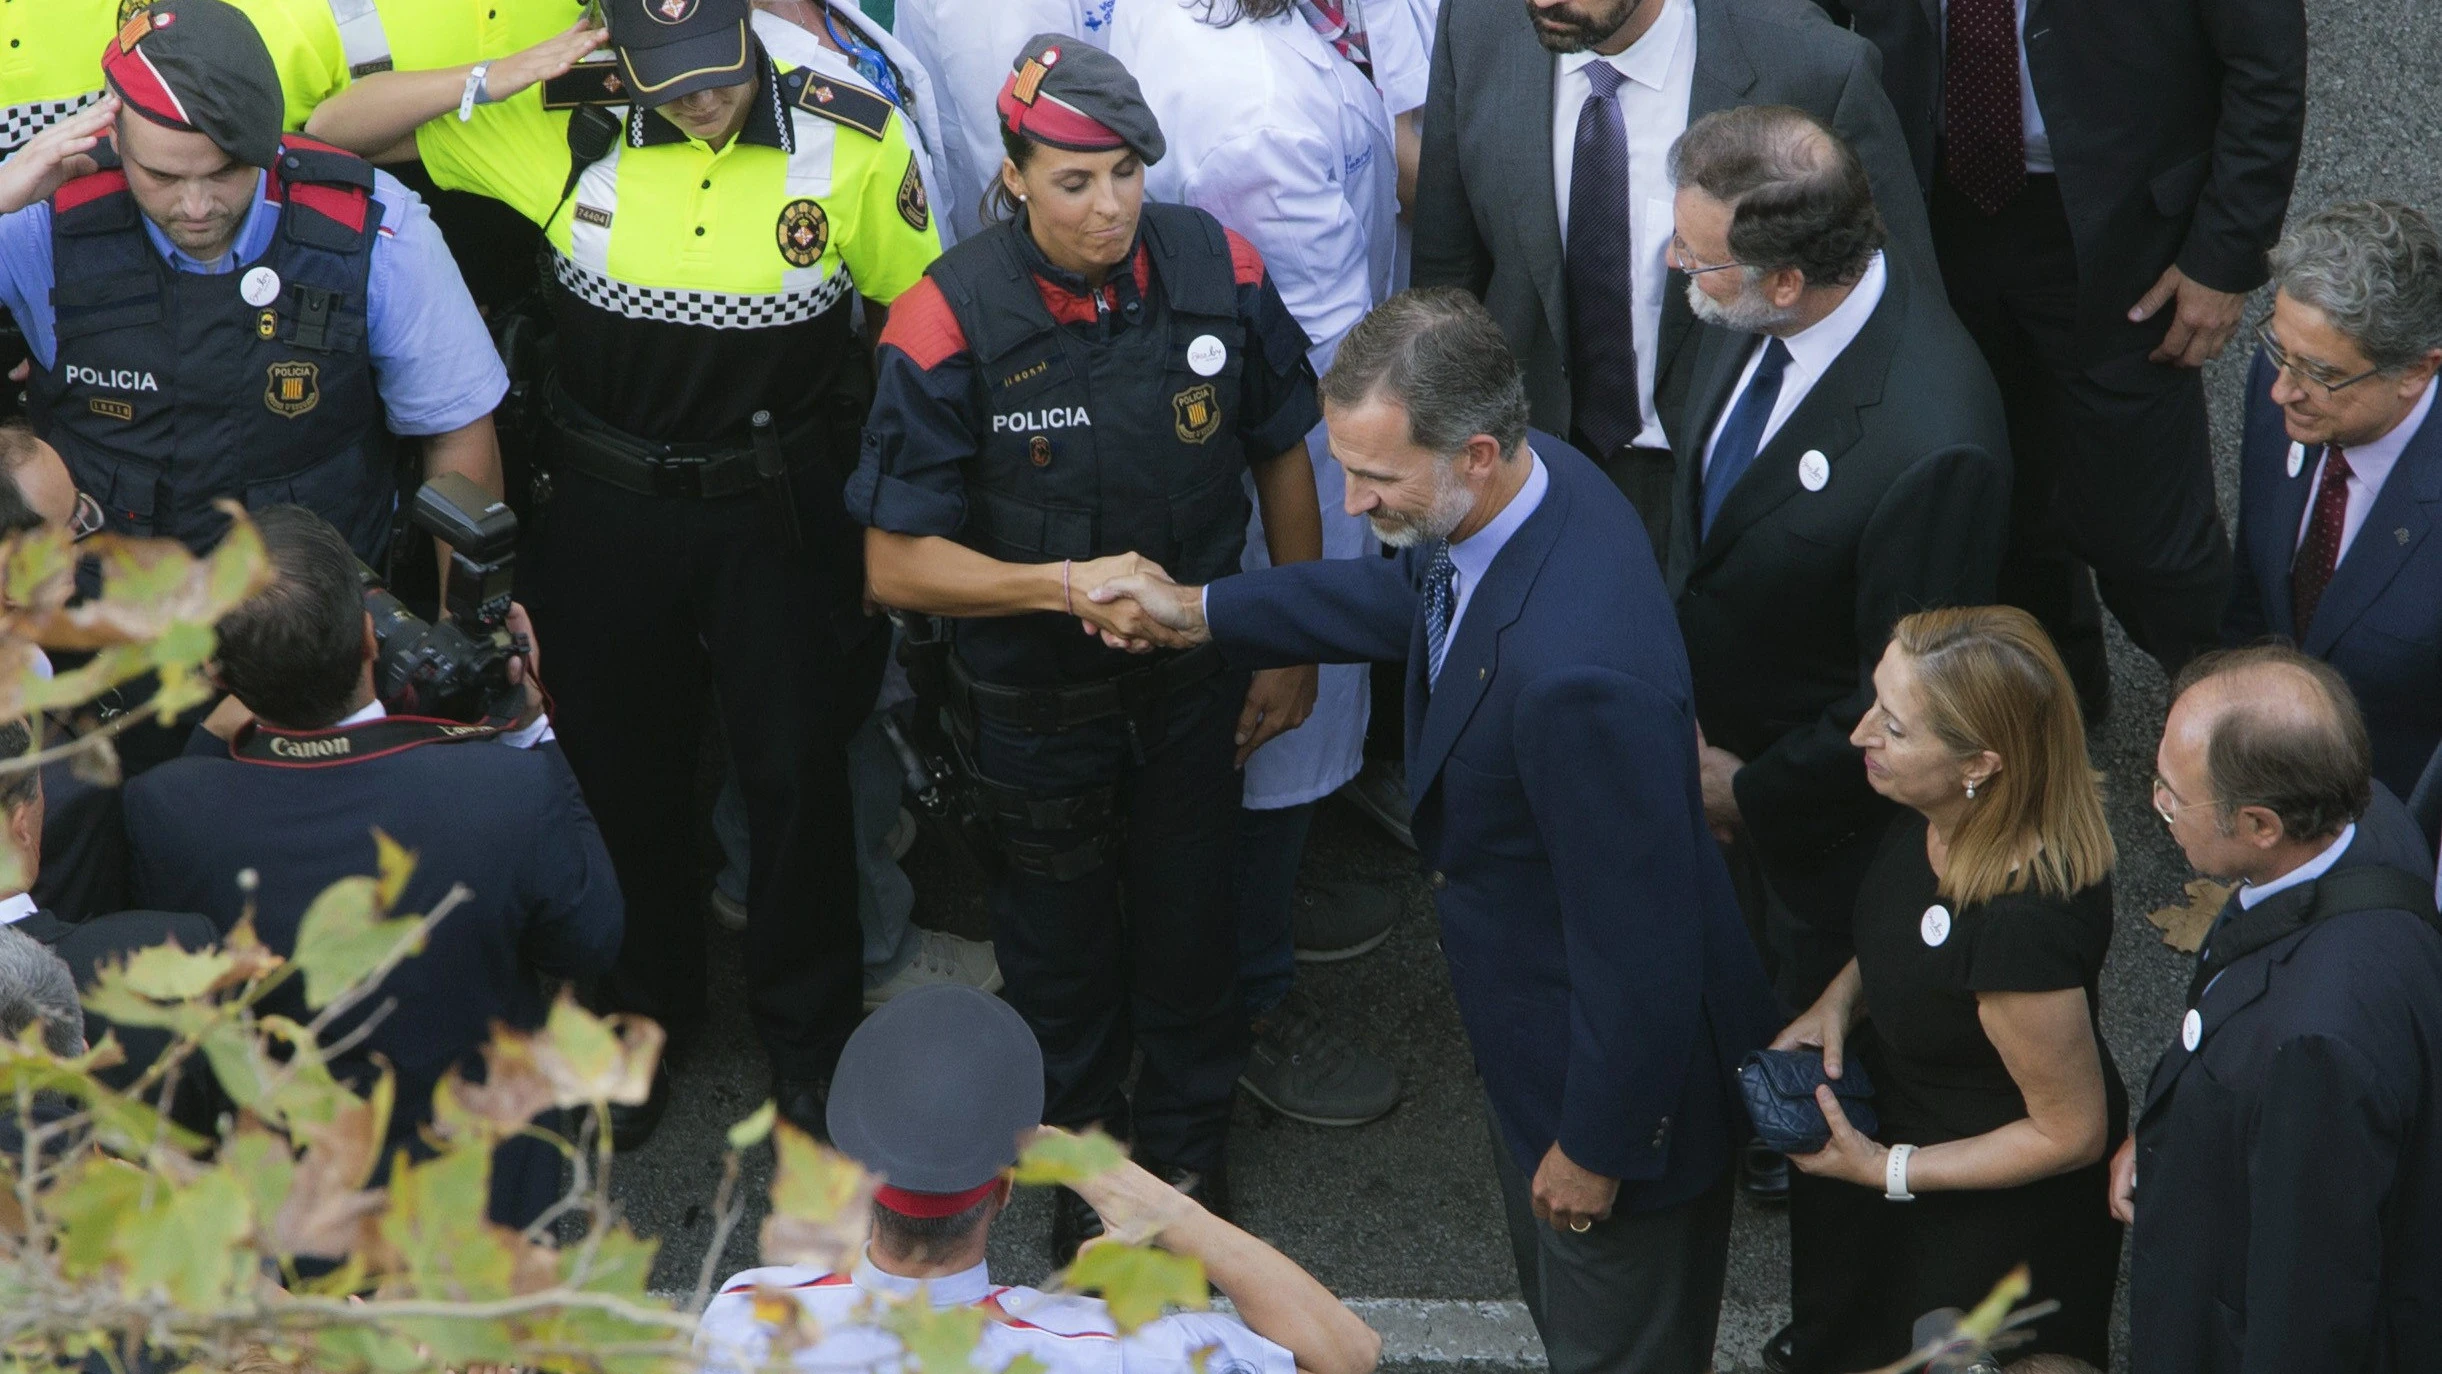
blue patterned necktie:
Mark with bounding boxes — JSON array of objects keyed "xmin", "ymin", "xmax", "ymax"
[
  {"xmin": 1700, "ymin": 337, "xmax": 1793, "ymax": 537},
  {"xmin": 1565, "ymin": 60, "xmax": 1639, "ymax": 460},
  {"xmin": 1423, "ymin": 541, "xmax": 1458, "ymax": 686}
]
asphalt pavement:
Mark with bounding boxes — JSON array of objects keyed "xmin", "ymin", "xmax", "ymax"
[{"xmin": 606, "ymin": 6, "xmax": 2442, "ymax": 1367}]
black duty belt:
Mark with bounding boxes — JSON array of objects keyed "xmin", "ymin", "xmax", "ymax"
[
  {"xmin": 950, "ymin": 643, "xmax": 1225, "ymax": 734},
  {"xmin": 543, "ymin": 387, "xmax": 820, "ymax": 502}
]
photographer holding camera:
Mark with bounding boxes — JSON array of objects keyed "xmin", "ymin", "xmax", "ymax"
[{"xmin": 121, "ymin": 503, "xmax": 623, "ymax": 1228}]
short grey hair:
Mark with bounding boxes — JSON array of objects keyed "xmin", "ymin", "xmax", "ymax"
[
  {"xmin": 2267, "ymin": 200, "xmax": 2442, "ymax": 372},
  {"xmin": 1319, "ymin": 288, "xmax": 1531, "ymax": 458},
  {"xmin": 0, "ymin": 926, "xmax": 84, "ymax": 1058}
]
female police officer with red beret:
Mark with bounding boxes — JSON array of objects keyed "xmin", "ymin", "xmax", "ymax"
[{"xmin": 849, "ymin": 34, "xmax": 1325, "ymax": 1264}]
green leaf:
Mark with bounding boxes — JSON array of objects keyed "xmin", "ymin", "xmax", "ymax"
[
  {"xmin": 221, "ymin": 1124, "xmax": 298, "ymax": 1235},
  {"xmin": 290, "ymin": 874, "xmax": 423, "ymax": 1009},
  {"xmin": 726, "ymin": 1100, "xmax": 777, "ymax": 1150},
  {"xmin": 1010, "ymin": 1129, "xmax": 1127, "ymax": 1188},
  {"xmin": 758, "ymin": 1122, "xmax": 876, "ymax": 1271},
  {"xmin": 78, "ymin": 968, "xmax": 214, "ymax": 1034},
  {"xmin": 378, "ymin": 1144, "xmax": 516, "ymax": 1299},
  {"xmin": 561, "ymin": 1220, "xmax": 660, "ymax": 1296},
  {"xmin": 307, "ymin": 1321, "xmax": 430, "ymax": 1374},
  {"xmin": 115, "ymin": 1169, "xmax": 253, "ymax": 1307},
  {"xmin": 882, "ymin": 1288, "xmax": 986, "ymax": 1373},
  {"xmin": 147, "ymin": 618, "xmax": 216, "ymax": 674},
  {"xmin": 372, "ymin": 828, "xmax": 417, "ymax": 912},
  {"xmin": 119, "ymin": 942, "xmax": 235, "ymax": 1001},
  {"xmin": 49, "ymin": 1155, "xmax": 149, "ymax": 1277},
  {"xmin": 1060, "ymin": 1242, "xmax": 1207, "ymax": 1332}
]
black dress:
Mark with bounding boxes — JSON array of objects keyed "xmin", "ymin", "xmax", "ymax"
[{"xmin": 1784, "ymin": 812, "xmax": 2126, "ymax": 1372}]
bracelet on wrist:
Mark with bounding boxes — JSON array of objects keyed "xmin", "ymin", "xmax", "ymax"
[{"xmin": 1883, "ymin": 1142, "xmax": 1916, "ymax": 1202}]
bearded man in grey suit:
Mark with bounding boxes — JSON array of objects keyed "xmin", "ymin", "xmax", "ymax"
[{"xmin": 1413, "ymin": 0, "xmax": 1929, "ymax": 551}]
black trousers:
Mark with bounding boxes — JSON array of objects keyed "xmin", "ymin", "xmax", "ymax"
[
  {"xmin": 1930, "ymin": 171, "xmax": 2230, "ymax": 693},
  {"xmin": 1489, "ymin": 1101, "xmax": 1737, "ymax": 1374},
  {"xmin": 528, "ymin": 457, "xmax": 882, "ymax": 1077},
  {"xmin": 972, "ymin": 670, "xmax": 1250, "ymax": 1173}
]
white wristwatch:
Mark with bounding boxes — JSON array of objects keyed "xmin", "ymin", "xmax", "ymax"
[
  {"xmin": 1884, "ymin": 1143, "xmax": 1917, "ymax": 1201},
  {"xmin": 458, "ymin": 62, "xmax": 493, "ymax": 123}
]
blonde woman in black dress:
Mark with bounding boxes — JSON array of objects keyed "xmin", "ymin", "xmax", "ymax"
[{"xmin": 1765, "ymin": 606, "xmax": 2123, "ymax": 1373}]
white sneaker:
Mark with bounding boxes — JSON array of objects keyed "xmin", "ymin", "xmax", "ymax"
[{"xmin": 864, "ymin": 928, "xmax": 1001, "ymax": 1008}]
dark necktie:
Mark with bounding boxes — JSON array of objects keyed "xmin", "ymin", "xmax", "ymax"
[
  {"xmin": 1941, "ymin": 0, "xmax": 2027, "ymax": 216},
  {"xmin": 1298, "ymin": 0, "xmax": 1374, "ymax": 82},
  {"xmin": 1422, "ymin": 541, "xmax": 1458, "ymax": 687},
  {"xmin": 1700, "ymin": 338, "xmax": 1793, "ymax": 537},
  {"xmin": 2291, "ymin": 445, "xmax": 2354, "ymax": 632},
  {"xmin": 1565, "ymin": 61, "xmax": 1639, "ymax": 460}
]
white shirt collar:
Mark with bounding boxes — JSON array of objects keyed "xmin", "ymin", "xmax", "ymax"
[
  {"xmin": 1558, "ymin": 0, "xmax": 1690, "ymax": 92},
  {"xmin": 2333, "ymin": 376, "xmax": 2435, "ymax": 474},
  {"xmin": 2237, "ymin": 823, "xmax": 2357, "ymax": 909},
  {"xmin": 334, "ymin": 699, "xmax": 387, "ymax": 728},
  {"xmin": 850, "ymin": 1249, "xmax": 994, "ymax": 1308},
  {"xmin": 0, "ymin": 893, "xmax": 35, "ymax": 926},
  {"xmin": 1778, "ymin": 251, "xmax": 1888, "ymax": 381},
  {"xmin": 1449, "ymin": 450, "xmax": 1551, "ymax": 591}
]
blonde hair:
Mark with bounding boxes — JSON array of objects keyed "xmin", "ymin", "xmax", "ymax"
[{"xmin": 1889, "ymin": 606, "xmax": 2115, "ymax": 907}]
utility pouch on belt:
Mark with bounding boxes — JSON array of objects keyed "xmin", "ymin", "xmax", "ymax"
[{"xmin": 749, "ymin": 408, "xmax": 802, "ymax": 549}]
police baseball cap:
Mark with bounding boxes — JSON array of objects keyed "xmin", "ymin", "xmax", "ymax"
[
  {"xmin": 100, "ymin": 0, "xmax": 285, "ymax": 170},
  {"xmin": 605, "ymin": 0, "xmax": 755, "ymax": 110},
  {"xmin": 996, "ymin": 33, "xmax": 1165, "ymax": 166},
  {"xmin": 827, "ymin": 984, "xmax": 1044, "ymax": 1217}
]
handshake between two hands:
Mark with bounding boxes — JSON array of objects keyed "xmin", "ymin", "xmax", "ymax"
[{"xmin": 1066, "ymin": 553, "xmax": 1209, "ymax": 654}]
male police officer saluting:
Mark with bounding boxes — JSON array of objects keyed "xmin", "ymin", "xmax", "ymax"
[
  {"xmin": 0, "ymin": 0, "xmax": 506, "ymax": 567},
  {"xmin": 307, "ymin": 0, "xmax": 943, "ymax": 1147}
]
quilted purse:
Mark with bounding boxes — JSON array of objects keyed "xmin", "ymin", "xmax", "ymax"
[{"xmin": 1737, "ymin": 1048, "xmax": 1879, "ymax": 1155}]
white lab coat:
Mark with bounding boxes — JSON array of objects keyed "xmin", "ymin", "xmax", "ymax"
[
  {"xmin": 892, "ymin": 0, "xmax": 1117, "ymax": 245},
  {"xmin": 750, "ymin": 5, "xmax": 956, "ymax": 247},
  {"xmin": 1116, "ymin": 0, "xmax": 1399, "ymax": 810}
]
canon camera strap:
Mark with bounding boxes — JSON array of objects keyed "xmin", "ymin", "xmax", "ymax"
[{"xmin": 230, "ymin": 715, "xmax": 504, "ymax": 768}]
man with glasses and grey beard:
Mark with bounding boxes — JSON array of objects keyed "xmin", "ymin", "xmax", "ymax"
[
  {"xmin": 1659, "ymin": 107, "xmax": 2006, "ymax": 1347},
  {"xmin": 2223, "ymin": 200, "xmax": 2442, "ymax": 804}
]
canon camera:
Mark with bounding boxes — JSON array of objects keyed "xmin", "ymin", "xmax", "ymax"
[{"xmin": 357, "ymin": 474, "xmax": 525, "ymax": 723}]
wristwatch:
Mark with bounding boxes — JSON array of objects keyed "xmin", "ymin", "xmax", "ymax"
[
  {"xmin": 458, "ymin": 62, "xmax": 493, "ymax": 123},
  {"xmin": 1883, "ymin": 1142, "xmax": 1917, "ymax": 1201}
]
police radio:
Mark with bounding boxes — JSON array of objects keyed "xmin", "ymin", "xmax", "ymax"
[{"xmin": 357, "ymin": 474, "xmax": 527, "ymax": 723}]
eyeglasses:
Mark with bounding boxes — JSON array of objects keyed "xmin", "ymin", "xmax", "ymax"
[
  {"xmin": 69, "ymin": 491, "xmax": 104, "ymax": 542},
  {"xmin": 2150, "ymin": 773, "xmax": 2219, "ymax": 827},
  {"xmin": 1668, "ymin": 233, "xmax": 1750, "ymax": 277},
  {"xmin": 2256, "ymin": 324, "xmax": 2385, "ymax": 398}
]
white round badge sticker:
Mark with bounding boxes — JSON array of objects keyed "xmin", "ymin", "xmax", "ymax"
[
  {"xmin": 1187, "ymin": 334, "xmax": 1227, "ymax": 377},
  {"xmin": 2182, "ymin": 1008, "xmax": 2202, "ymax": 1051},
  {"xmin": 2286, "ymin": 442, "xmax": 2307, "ymax": 478},
  {"xmin": 1798, "ymin": 450, "xmax": 1830, "ymax": 492},
  {"xmin": 1920, "ymin": 904, "xmax": 1951, "ymax": 947},
  {"xmin": 240, "ymin": 267, "xmax": 282, "ymax": 308}
]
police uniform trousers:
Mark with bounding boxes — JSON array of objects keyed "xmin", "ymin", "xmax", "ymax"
[
  {"xmin": 1930, "ymin": 169, "xmax": 2231, "ymax": 703},
  {"xmin": 528, "ymin": 445, "xmax": 883, "ymax": 1077},
  {"xmin": 973, "ymin": 668, "xmax": 1251, "ymax": 1174}
]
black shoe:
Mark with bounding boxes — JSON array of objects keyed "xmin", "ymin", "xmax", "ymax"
[
  {"xmin": 773, "ymin": 1071, "xmax": 833, "ymax": 1143},
  {"xmin": 609, "ymin": 1063, "xmax": 670, "ymax": 1153},
  {"xmin": 1290, "ymin": 876, "xmax": 1399, "ymax": 963},
  {"xmin": 1758, "ymin": 1323, "xmax": 1801, "ymax": 1374},
  {"xmin": 1740, "ymin": 1141, "xmax": 1789, "ymax": 1204},
  {"xmin": 1050, "ymin": 1186, "xmax": 1104, "ymax": 1268},
  {"xmin": 1240, "ymin": 989, "xmax": 1401, "ymax": 1127}
]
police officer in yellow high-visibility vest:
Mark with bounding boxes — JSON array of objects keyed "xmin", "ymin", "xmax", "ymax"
[{"xmin": 308, "ymin": 0, "xmax": 941, "ymax": 1148}]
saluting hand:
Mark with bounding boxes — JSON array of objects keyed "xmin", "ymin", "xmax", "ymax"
[
  {"xmin": 0, "ymin": 98, "xmax": 119, "ymax": 217},
  {"xmin": 482, "ymin": 21, "xmax": 613, "ymax": 106}
]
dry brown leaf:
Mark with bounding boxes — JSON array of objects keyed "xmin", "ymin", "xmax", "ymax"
[
  {"xmin": 276, "ymin": 1088, "xmax": 392, "ymax": 1259},
  {"xmin": 2146, "ymin": 879, "xmax": 2232, "ymax": 954}
]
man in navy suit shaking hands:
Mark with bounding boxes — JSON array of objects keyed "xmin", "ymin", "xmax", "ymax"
[{"xmin": 1089, "ymin": 289, "xmax": 1780, "ymax": 1374}]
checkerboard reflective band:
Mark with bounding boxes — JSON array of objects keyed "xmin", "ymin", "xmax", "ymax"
[
  {"xmin": 552, "ymin": 252, "xmax": 855, "ymax": 329},
  {"xmin": 1, "ymin": 91, "xmax": 105, "ymax": 154}
]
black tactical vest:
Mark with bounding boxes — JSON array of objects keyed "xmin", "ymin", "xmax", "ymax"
[
  {"xmin": 29, "ymin": 138, "xmax": 391, "ymax": 560},
  {"xmin": 928, "ymin": 203, "xmax": 1252, "ymax": 588}
]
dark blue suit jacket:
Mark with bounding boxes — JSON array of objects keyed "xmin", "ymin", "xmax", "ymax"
[
  {"xmin": 2226, "ymin": 352, "xmax": 2442, "ymax": 796},
  {"xmin": 122, "ymin": 725, "xmax": 624, "ymax": 1226},
  {"xmin": 2131, "ymin": 786, "xmax": 2442, "ymax": 1374},
  {"xmin": 1207, "ymin": 436, "xmax": 1779, "ymax": 1212}
]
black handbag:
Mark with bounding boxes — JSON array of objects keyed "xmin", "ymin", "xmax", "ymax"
[{"xmin": 1737, "ymin": 1048, "xmax": 1879, "ymax": 1155}]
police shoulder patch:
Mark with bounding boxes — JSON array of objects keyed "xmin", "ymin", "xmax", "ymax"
[
  {"xmin": 776, "ymin": 198, "xmax": 830, "ymax": 268},
  {"xmin": 1173, "ymin": 384, "xmax": 1220, "ymax": 445},
  {"xmin": 897, "ymin": 154, "xmax": 929, "ymax": 233},
  {"xmin": 788, "ymin": 74, "xmax": 892, "ymax": 141},
  {"xmin": 265, "ymin": 361, "xmax": 321, "ymax": 419},
  {"xmin": 543, "ymin": 62, "xmax": 632, "ymax": 110}
]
